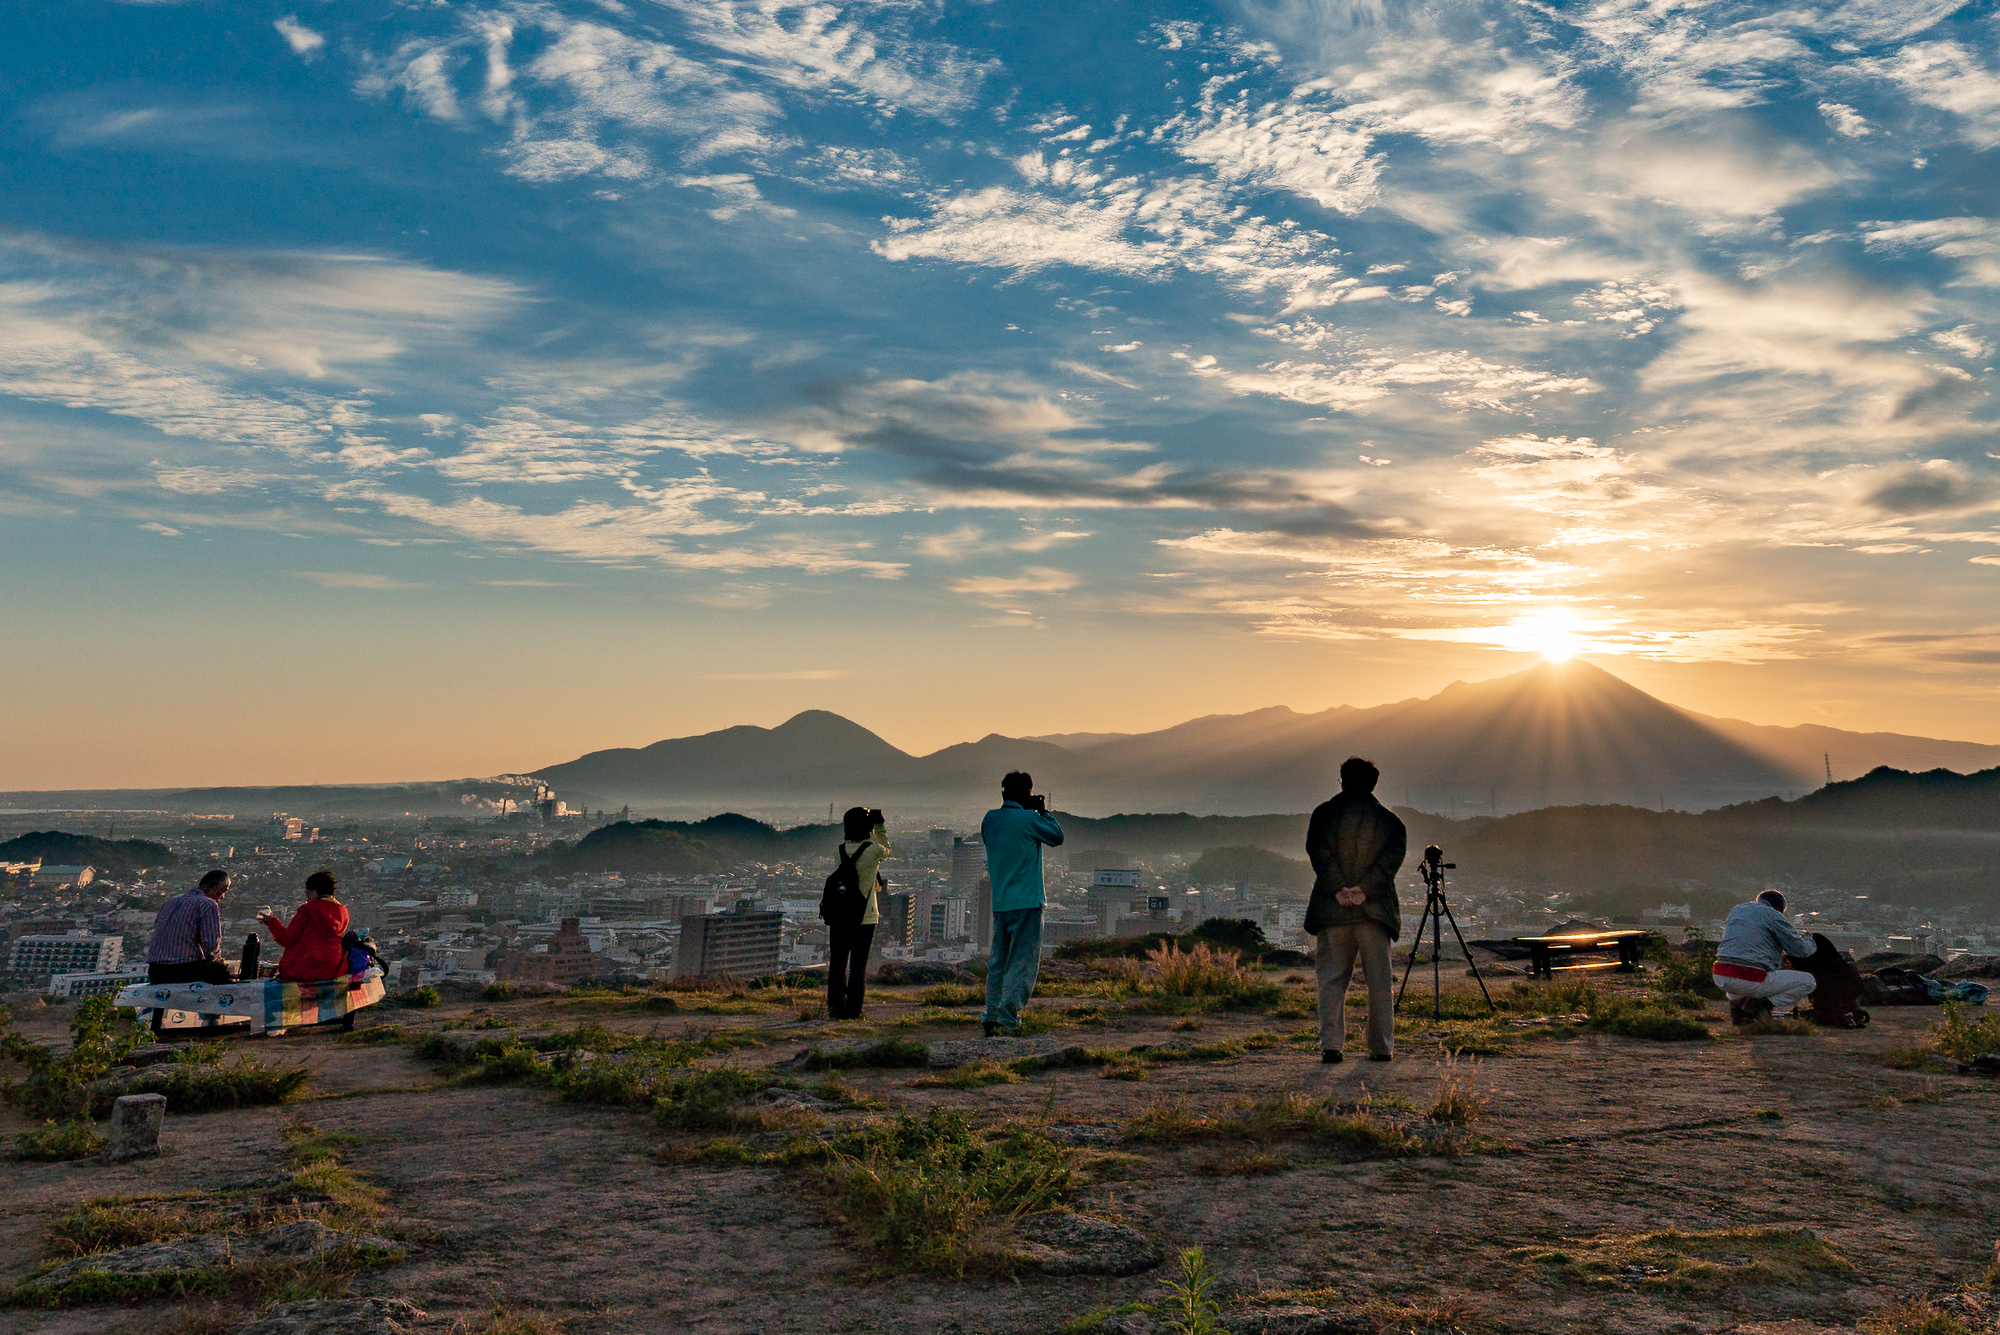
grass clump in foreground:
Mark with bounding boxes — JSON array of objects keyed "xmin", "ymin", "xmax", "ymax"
[
  {"xmin": 1099, "ymin": 942, "xmax": 1285, "ymax": 1013},
  {"xmin": 1879, "ymin": 1002, "xmax": 2000, "ymax": 1071},
  {"xmin": 0, "ymin": 996, "xmax": 146, "ymax": 1120},
  {"xmin": 815, "ymin": 1106, "xmax": 1074, "ymax": 1275},
  {"xmin": 1126, "ymin": 1089, "xmax": 1482, "ymax": 1160},
  {"xmin": 10, "ymin": 1119, "xmax": 104, "ymax": 1162},
  {"xmin": 399, "ymin": 986, "xmax": 441, "ymax": 1008},
  {"xmin": 798, "ymin": 1038, "xmax": 930, "ymax": 1070},
  {"xmin": 1858, "ymin": 1301, "xmax": 1978, "ymax": 1335},
  {"xmin": 1161, "ymin": 1246, "xmax": 1227, "ymax": 1335},
  {"xmin": 1518, "ymin": 1226, "xmax": 1852, "ymax": 1293}
]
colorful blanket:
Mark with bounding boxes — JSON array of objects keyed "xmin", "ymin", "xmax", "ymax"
[{"xmin": 114, "ymin": 970, "xmax": 385, "ymax": 1034}]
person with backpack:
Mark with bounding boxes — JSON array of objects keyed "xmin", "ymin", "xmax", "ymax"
[{"xmin": 821, "ymin": 806, "xmax": 889, "ymax": 1019}]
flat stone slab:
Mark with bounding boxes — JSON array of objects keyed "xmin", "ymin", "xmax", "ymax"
[
  {"xmin": 116, "ymin": 1044, "xmax": 182, "ymax": 1069},
  {"xmin": 925, "ymin": 1036, "xmax": 1091, "ymax": 1069},
  {"xmin": 239, "ymin": 1298, "xmax": 433, "ymax": 1335},
  {"xmin": 1226, "ymin": 1308, "xmax": 1371, "ymax": 1335},
  {"xmin": 1011, "ymin": 1212, "xmax": 1161, "ymax": 1276},
  {"xmin": 20, "ymin": 1220, "xmax": 401, "ymax": 1295}
]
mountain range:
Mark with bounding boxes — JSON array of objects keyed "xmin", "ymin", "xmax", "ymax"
[{"xmin": 533, "ymin": 661, "xmax": 2000, "ymax": 816}]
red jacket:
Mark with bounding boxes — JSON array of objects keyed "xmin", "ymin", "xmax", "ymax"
[{"xmin": 269, "ymin": 898, "xmax": 352, "ymax": 982}]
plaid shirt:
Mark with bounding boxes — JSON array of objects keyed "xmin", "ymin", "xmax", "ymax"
[{"xmin": 148, "ymin": 888, "xmax": 222, "ymax": 964}]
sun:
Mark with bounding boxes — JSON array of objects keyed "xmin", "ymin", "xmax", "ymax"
[{"xmin": 1505, "ymin": 609, "xmax": 1584, "ymax": 662}]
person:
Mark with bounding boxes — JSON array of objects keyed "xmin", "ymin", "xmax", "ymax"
[
  {"xmin": 1305, "ymin": 756, "xmax": 1407, "ymax": 1064},
  {"xmin": 147, "ymin": 869, "xmax": 236, "ymax": 986},
  {"xmin": 1713, "ymin": 889, "xmax": 1818, "ymax": 1023},
  {"xmin": 259, "ymin": 871, "xmax": 352, "ymax": 984},
  {"xmin": 829, "ymin": 806, "xmax": 890, "ymax": 1020},
  {"xmin": 979, "ymin": 771, "xmax": 1065, "ymax": 1037}
]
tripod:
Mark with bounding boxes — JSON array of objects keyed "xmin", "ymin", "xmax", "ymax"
[{"xmin": 1395, "ymin": 845, "xmax": 1495, "ymax": 1018}]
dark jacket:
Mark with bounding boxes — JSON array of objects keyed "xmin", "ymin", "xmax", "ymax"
[{"xmin": 1304, "ymin": 791, "xmax": 1407, "ymax": 939}]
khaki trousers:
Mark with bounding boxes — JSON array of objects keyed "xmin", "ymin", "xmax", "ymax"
[{"xmin": 1315, "ymin": 921, "xmax": 1394, "ymax": 1056}]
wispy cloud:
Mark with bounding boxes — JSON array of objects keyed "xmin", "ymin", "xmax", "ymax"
[{"xmin": 296, "ymin": 571, "xmax": 424, "ymax": 589}]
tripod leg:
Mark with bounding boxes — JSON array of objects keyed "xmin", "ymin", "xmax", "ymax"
[
  {"xmin": 1438, "ymin": 900, "xmax": 1496, "ymax": 1013},
  {"xmin": 1394, "ymin": 902, "xmax": 1435, "ymax": 1012},
  {"xmin": 1432, "ymin": 897, "xmax": 1443, "ymax": 1019}
]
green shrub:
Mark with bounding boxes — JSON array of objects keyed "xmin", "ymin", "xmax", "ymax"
[
  {"xmin": 800, "ymin": 1039, "xmax": 931, "ymax": 1070},
  {"xmin": 400, "ymin": 986, "xmax": 441, "ymax": 1009},
  {"xmin": 0, "ymin": 996, "xmax": 146, "ymax": 1121},
  {"xmin": 814, "ymin": 1108, "xmax": 1073, "ymax": 1274},
  {"xmin": 109, "ymin": 1045, "xmax": 311, "ymax": 1115},
  {"xmin": 9, "ymin": 1120, "xmax": 104, "ymax": 1162},
  {"xmin": 1648, "ymin": 937, "xmax": 1723, "ymax": 999},
  {"xmin": 652, "ymin": 1068, "xmax": 777, "ymax": 1132},
  {"xmin": 1930, "ymin": 1002, "xmax": 2000, "ymax": 1062},
  {"xmin": 480, "ymin": 981, "xmax": 519, "ymax": 1002},
  {"xmin": 1162, "ymin": 1247, "xmax": 1226, "ymax": 1335}
]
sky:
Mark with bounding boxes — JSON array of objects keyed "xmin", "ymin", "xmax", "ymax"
[{"xmin": 3, "ymin": 0, "xmax": 1999, "ymax": 789}]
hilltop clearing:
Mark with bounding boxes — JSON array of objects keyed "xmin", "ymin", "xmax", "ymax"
[{"xmin": 4, "ymin": 963, "xmax": 1998, "ymax": 1335}]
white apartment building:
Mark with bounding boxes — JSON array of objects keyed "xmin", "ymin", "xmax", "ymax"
[
  {"xmin": 48, "ymin": 967, "xmax": 149, "ymax": 998},
  {"xmin": 10, "ymin": 933, "xmax": 124, "ymax": 977}
]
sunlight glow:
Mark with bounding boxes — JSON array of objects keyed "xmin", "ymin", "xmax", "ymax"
[{"xmin": 1503, "ymin": 609, "xmax": 1586, "ymax": 662}]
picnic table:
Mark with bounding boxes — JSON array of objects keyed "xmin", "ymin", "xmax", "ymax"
[
  {"xmin": 114, "ymin": 970, "xmax": 385, "ymax": 1036},
  {"xmin": 1516, "ymin": 929, "xmax": 1652, "ymax": 979}
]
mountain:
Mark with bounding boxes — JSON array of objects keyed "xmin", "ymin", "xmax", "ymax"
[
  {"xmin": 532, "ymin": 661, "xmax": 2000, "ymax": 816},
  {"xmin": 0, "ymin": 830, "xmax": 174, "ymax": 871}
]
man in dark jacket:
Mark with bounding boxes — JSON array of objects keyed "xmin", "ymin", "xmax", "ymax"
[{"xmin": 1304, "ymin": 757, "xmax": 1407, "ymax": 1063}]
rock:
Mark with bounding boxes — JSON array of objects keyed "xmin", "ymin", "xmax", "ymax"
[
  {"xmin": 116, "ymin": 1043, "xmax": 182, "ymax": 1069},
  {"xmin": 1859, "ymin": 951, "xmax": 1947, "ymax": 975},
  {"xmin": 1103, "ymin": 1313, "xmax": 1159, "ymax": 1335},
  {"xmin": 239, "ymin": 1297, "xmax": 432, "ymax": 1335},
  {"xmin": 1939, "ymin": 955, "xmax": 2000, "ymax": 980},
  {"xmin": 1011, "ymin": 1212, "xmax": 1161, "ymax": 1276},
  {"xmin": 102, "ymin": 1093, "xmax": 167, "ymax": 1163},
  {"xmin": 925, "ymin": 1036, "xmax": 1091, "ymax": 1069},
  {"xmin": 745, "ymin": 1087, "xmax": 839, "ymax": 1112},
  {"xmin": 426, "ymin": 1028, "xmax": 551, "ymax": 1057},
  {"xmin": 1956, "ymin": 1053, "xmax": 2000, "ymax": 1077},
  {"xmin": 19, "ymin": 1219, "xmax": 402, "ymax": 1295},
  {"xmin": 1225, "ymin": 1307, "xmax": 1371, "ymax": 1335},
  {"xmin": 1040, "ymin": 1124, "xmax": 1124, "ymax": 1149}
]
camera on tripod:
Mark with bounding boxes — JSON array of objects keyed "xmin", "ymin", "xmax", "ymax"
[{"xmin": 1396, "ymin": 841, "xmax": 1495, "ymax": 1017}]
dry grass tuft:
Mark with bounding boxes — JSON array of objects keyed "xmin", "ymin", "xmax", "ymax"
[
  {"xmin": 1857, "ymin": 1300, "xmax": 1976, "ymax": 1335},
  {"xmin": 1516, "ymin": 1225, "xmax": 1852, "ymax": 1293}
]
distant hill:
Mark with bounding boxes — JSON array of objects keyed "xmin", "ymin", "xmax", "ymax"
[
  {"xmin": 533, "ymin": 662, "xmax": 2000, "ymax": 815},
  {"xmin": 0, "ymin": 830, "xmax": 173, "ymax": 872},
  {"xmin": 553, "ymin": 814, "xmax": 841, "ymax": 874},
  {"xmin": 1186, "ymin": 845, "xmax": 1314, "ymax": 893}
]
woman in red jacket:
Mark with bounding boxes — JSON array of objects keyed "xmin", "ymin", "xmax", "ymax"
[{"xmin": 260, "ymin": 871, "xmax": 352, "ymax": 983}]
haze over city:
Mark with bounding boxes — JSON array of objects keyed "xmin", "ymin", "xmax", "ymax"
[{"xmin": 5, "ymin": 0, "xmax": 2000, "ymax": 788}]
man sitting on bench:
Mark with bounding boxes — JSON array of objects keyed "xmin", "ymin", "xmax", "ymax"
[{"xmin": 1713, "ymin": 889, "xmax": 1818, "ymax": 1024}]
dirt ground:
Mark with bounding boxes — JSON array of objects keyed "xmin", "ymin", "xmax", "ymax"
[{"xmin": 3, "ymin": 976, "xmax": 1997, "ymax": 1335}]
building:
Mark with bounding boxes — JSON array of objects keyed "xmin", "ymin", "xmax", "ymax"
[
  {"xmin": 10, "ymin": 933, "xmax": 124, "ymax": 977},
  {"xmin": 921, "ymin": 894, "xmax": 969, "ymax": 943},
  {"xmin": 674, "ymin": 908, "xmax": 782, "ymax": 979},
  {"xmin": 48, "ymin": 967, "xmax": 149, "ymax": 998},
  {"xmin": 266, "ymin": 815, "xmax": 318, "ymax": 842},
  {"xmin": 927, "ymin": 828, "xmax": 955, "ymax": 853},
  {"xmin": 879, "ymin": 892, "xmax": 916, "ymax": 948},
  {"xmin": 32, "ymin": 864, "xmax": 96, "ymax": 888},
  {"xmin": 381, "ymin": 900, "xmax": 431, "ymax": 931},
  {"xmin": 950, "ymin": 838, "xmax": 985, "ymax": 894},
  {"xmin": 435, "ymin": 888, "xmax": 479, "ymax": 909},
  {"xmin": 974, "ymin": 876, "xmax": 992, "ymax": 951},
  {"xmin": 498, "ymin": 917, "xmax": 599, "ymax": 987}
]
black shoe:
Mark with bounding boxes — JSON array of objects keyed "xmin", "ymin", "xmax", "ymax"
[
  {"xmin": 1321, "ymin": 1050, "xmax": 1343, "ymax": 1064},
  {"xmin": 1370, "ymin": 1053, "xmax": 1393, "ymax": 1062},
  {"xmin": 982, "ymin": 1021, "xmax": 1000, "ymax": 1038}
]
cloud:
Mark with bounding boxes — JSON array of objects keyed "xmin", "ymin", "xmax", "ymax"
[
  {"xmin": 1818, "ymin": 101, "xmax": 1871, "ymax": 138},
  {"xmin": 274, "ymin": 17, "xmax": 325, "ymax": 61},
  {"xmin": 704, "ymin": 669, "xmax": 849, "ymax": 680},
  {"xmin": 1864, "ymin": 461, "xmax": 1993, "ymax": 516},
  {"xmin": 946, "ymin": 567, "xmax": 1079, "ymax": 596},
  {"xmin": 296, "ymin": 571, "xmax": 424, "ymax": 589},
  {"xmin": 1870, "ymin": 41, "xmax": 2000, "ymax": 148}
]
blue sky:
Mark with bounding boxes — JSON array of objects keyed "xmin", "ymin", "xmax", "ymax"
[{"xmin": 3, "ymin": 0, "xmax": 1998, "ymax": 785}]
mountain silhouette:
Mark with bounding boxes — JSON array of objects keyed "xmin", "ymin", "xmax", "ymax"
[{"xmin": 532, "ymin": 661, "xmax": 2000, "ymax": 816}]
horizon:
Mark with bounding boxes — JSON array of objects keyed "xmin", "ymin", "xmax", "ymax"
[{"xmin": 4, "ymin": 1, "xmax": 1999, "ymax": 789}]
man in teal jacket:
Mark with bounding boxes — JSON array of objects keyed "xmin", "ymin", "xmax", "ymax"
[{"xmin": 979, "ymin": 771, "xmax": 1065, "ymax": 1036}]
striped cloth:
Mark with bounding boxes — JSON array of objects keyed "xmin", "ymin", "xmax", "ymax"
[
  {"xmin": 114, "ymin": 970, "xmax": 385, "ymax": 1035},
  {"xmin": 148, "ymin": 889, "xmax": 221, "ymax": 964}
]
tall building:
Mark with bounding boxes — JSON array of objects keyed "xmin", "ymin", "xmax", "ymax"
[
  {"xmin": 48, "ymin": 967, "xmax": 148, "ymax": 998},
  {"xmin": 9, "ymin": 933, "xmax": 123, "ymax": 977},
  {"xmin": 879, "ymin": 892, "xmax": 916, "ymax": 948},
  {"xmin": 950, "ymin": 838, "xmax": 985, "ymax": 894},
  {"xmin": 927, "ymin": 828, "xmax": 955, "ymax": 853},
  {"xmin": 675, "ymin": 908, "xmax": 782, "ymax": 979},
  {"xmin": 974, "ymin": 876, "xmax": 992, "ymax": 952}
]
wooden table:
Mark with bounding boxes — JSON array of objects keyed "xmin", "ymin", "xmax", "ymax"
[{"xmin": 1516, "ymin": 929, "xmax": 1654, "ymax": 979}]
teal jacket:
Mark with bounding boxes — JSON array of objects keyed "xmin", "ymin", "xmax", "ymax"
[{"xmin": 979, "ymin": 800, "xmax": 1065, "ymax": 913}]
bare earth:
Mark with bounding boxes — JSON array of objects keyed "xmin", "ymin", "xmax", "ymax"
[{"xmin": 3, "ymin": 979, "xmax": 1997, "ymax": 1335}]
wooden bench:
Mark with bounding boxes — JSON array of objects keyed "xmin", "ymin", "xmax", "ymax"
[{"xmin": 1517, "ymin": 929, "xmax": 1653, "ymax": 979}]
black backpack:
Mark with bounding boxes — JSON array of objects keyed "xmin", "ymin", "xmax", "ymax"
[{"xmin": 820, "ymin": 841, "xmax": 870, "ymax": 928}]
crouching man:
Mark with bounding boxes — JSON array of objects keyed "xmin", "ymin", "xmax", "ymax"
[{"xmin": 1713, "ymin": 889, "xmax": 1818, "ymax": 1024}]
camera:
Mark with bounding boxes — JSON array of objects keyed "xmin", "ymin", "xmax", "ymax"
[{"xmin": 1423, "ymin": 845, "xmax": 1455, "ymax": 872}]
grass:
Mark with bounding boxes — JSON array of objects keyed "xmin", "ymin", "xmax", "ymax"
[
  {"xmin": 1858, "ymin": 1301, "xmax": 1976, "ymax": 1335},
  {"xmin": 1427, "ymin": 1056, "xmax": 1488, "ymax": 1127},
  {"xmin": 911, "ymin": 1060, "xmax": 1024, "ymax": 1089},
  {"xmin": 481, "ymin": 981, "xmax": 520, "ymax": 1002},
  {"xmin": 1739, "ymin": 1016, "xmax": 1820, "ymax": 1037},
  {"xmin": 9, "ymin": 1119, "xmax": 104, "ymax": 1162},
  {"xmin": 399, "ymin": 986, "xmax": 441, "ymax": 1008},
  {"xmin": 812, "ymin": 1106, "xmax": 1075, "ymax": 1275},
  {"xmin": 798, "ymin": 1038, "xmax": 931, "ymax": 1070},
  {"xmin": 1161, "ymin": 1247, "xmax": 1226, "ymax": 1335},
  {"xmin": 282, "ymin": 1119, "xmax": 389, "ymax": 1222},
  {"xmin": 0, "ymin": 995, "xmax": 148, "ymax": 1121},
  {"xmin": 920, "ymin": 983, "xmax": 984, "ymax": 1008},
  {"xmin": 1517, "ymin": 1225, "xmax": 1852, "ymax": 1293},
  {"xmin": 100, "ymin": 1044, "xmax": 312, "ymax": 1117},
  {"xmin": 1103, "ymin": 941, "xmax": 1287, "ymax": 1012},
  {"xmin": 1124, "ymin": 1092, "xmax": 1480, "ymax": 1160}
]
